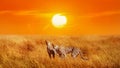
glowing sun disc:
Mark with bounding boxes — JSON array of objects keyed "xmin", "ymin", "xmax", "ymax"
[{"xmin": 52, "ymin": 14, "xmax": 67, "ymax": 28}]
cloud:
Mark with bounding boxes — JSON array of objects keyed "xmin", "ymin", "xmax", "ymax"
[
  {"xmin": 0, "ymin": 10, "xmax": 120, "ymax": 18},
  {"xmin": 0, "ymin": 10, "xmax": 53, "ymax": 18},
  {"xmin": 88, "ymin": 11, "xmax": 120, "ymax": 17},
  {"xmin": 0, "ymin": 10, "xmax": 13, "ymax": 14},
  {"xmin": 78, "ymin": 10, "xmax": 120, "ymax": 18},
  {"xmin": 14, "ymin": 11, "xmax": 59, "ymax": 18}
]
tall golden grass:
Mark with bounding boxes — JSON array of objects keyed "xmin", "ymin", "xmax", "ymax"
[{"xmin": 0, "ymin": 35, "xmax": 119, "ymax": 68}]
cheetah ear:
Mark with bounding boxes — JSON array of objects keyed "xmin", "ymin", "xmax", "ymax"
[
  {"xmin": 45, "ymin": 40, "xmax": 48, "ymax": 45},
  {"xmin": 52, "ymin": 43, "xmax": 55, "ymax": 48}
]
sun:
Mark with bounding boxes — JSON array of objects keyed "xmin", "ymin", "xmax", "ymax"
[{"xmin": 52, "ymin": 14, "xmax": 67, "ymax": 28}]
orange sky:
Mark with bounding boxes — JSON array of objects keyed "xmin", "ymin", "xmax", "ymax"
[{"xmin": 0, "ymin": 0, "xmax": 120, "ymax": 36}]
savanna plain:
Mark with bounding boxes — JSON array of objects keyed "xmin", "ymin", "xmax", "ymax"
[{"xmin": 0, "ymin": 35, "xmax": 119, "ymax": 68}]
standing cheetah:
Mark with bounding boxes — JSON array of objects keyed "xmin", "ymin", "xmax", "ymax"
[
  {"xmin": 54, "ymin": 45, "xmax": 88, "ymax": 60},
  {"xmin": 45, "ymin": 40, "xmax": 56, "ymax": 59}
]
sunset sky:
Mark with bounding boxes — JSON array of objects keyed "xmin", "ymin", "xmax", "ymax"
[{"xmin": 0, "ymin": 0, "xmax": 120, "ymax": 36}]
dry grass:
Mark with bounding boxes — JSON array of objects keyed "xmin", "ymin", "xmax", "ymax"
[{"xmin": 0, "ymin": 35, "xmax": 119, "ymax": 68}]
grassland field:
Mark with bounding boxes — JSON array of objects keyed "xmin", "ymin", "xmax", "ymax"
[{"xmin": 0, "ymin": 35, "xmax": 119, "ymax": 68}]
